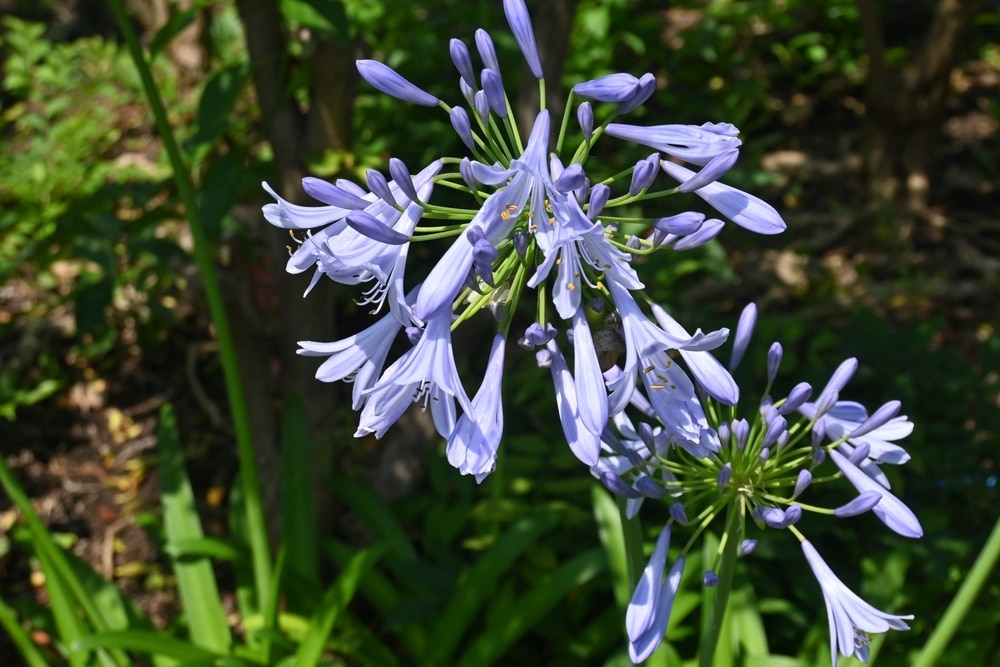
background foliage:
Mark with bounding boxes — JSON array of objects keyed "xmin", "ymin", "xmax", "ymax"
[{"xmin": 1, "ymin": 0, "xmax": 998, "ymax": 665}]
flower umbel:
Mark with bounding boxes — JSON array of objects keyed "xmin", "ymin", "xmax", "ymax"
[{"xmin": 261, "ymin": 5, "xmax": 918, "ymax": 665}]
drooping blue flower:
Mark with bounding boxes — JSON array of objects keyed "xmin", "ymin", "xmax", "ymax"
[
  {"xmin": 446, "ymin": 334, "xmax": 506, "ymax": 482},
  {"xmin": 538, "ymin": 340, "xmax": 602, "ymax": 465},
  {"xmin": 651, "ymin": 304, "xmax": 738, "ymax": 405},
  {"xmin": 626, "ymin": 524, "xmax": 683, "ymax": 663},
  {"xmin": 356, "ymin": 311, "xmax": 474, "ymax": 440},
  {"xmin": 801, "ymin": 540, "xmax": 912, "ymax": 666}
]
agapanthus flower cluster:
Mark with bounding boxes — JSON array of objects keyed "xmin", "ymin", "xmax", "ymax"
[{"xmin": 260, "ymin": 1, "xmax": 919, "ymax": 663}]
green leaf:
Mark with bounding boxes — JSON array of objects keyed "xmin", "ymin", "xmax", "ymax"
[
  {"xmin": 72, "ymin": 630, "xmax": 219, "ymax": 662},
  {"xmin": 324, "ymin": 539, "xmax": 424, "ymax": 657},
  {"xmin": 424, "ymin": 513, "xmax": 561, "ymax": 667},
  {"xmin": 455, "ymin": 548, "xmax": 607, "ymax": 667},
  {"xmin": 280, "ymin": 395, "xmax": 320, "ymax": 608},
  {"xmin": 158, "ymin": 404, "xmax": 232, "ymax": 653},
  {"xmin": 190, "ymin": 63, "xmax": 249, "ymax": 154},
  {"xmin": 148, "ymin": 2, "xmax": 208, "ymax": 57},
  {"xmin": 164, "ymin": 537, "xmax": 244, "ymax": 562},
  {"xmin": 0, "ymin": 594, "xmax": 50, "ymax": 667},
  {"xmin": 733, "ymin": 586, "xmax": 769, "ymax": 657},
  {"xmin": 199, "ymin": 147, "xmax": 247, "ymax": 243},
  {"xmin": 0, "ymin": 450, "xmax": 128, "ymax": 666},
  {"xmin": 332, "ymin": 474, "xmax": 417, "ymax": 561},
  {"xmin": 278, "ymin": 0, "xmax": 350, "ymax": 40},
  {"xmin": 294, "ymin": 547, "xmax": 382, "ymax": 666},
  {"xmin": 592, "ymin": 486, "xmax": 630, "ymax": 609}
]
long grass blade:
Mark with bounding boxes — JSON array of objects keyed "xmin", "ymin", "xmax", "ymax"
[
  {"xmin": 424, "ymin": 512, "xmax": 560, "ymax": 667},
  {"xmin": 0, "ymin": 448, "xmax": 125, "ymax": 666},
  {"xmin": 293, "ymin": 546, "xmax": 382, "ymax": 666},
  {"xmin": 455, "ymin": 547, "xmax": 607, "ymax": 667},
  {"xmin": 280, "ymin": 395, "xmax": 319, "ymax": 609},
  {"xmin": 0, "ymin": 594, "xmax": 51, "ymax": 667},
  {"xmin": 158, "ymin": 403, "xmax": 232, "ymax": 653},
  {"xmin": 332, "ymin": 474, "xmax": 417, "ymax": 561}
]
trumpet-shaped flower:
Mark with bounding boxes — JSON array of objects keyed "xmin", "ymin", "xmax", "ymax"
[
  {"xmin": 801, "ymin": 540, "xmax": 912, "ymax": 666},
  {"xmin": 626, "ymin": 524, "xmax": 683, "ymax": 663}
]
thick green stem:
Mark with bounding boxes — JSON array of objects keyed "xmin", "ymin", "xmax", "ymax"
[
  {"xmin": 912, "ymin": 511, "xmax": 1000, "ymax": 667},
  {"xmin": 698, "ymin": 502, "xmax": 744, "ymax": 667},
  {"xmin": 109, "ymin": 0, "xmax": 272, "ymax": 612},
  {"xmin": 620, "ymin": 497, "xmax": 646, "ymax": 590}
]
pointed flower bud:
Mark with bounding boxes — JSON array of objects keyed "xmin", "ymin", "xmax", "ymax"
[
  {"xmin": 729, "ymin": 302, "xmax": 757, "ymax": 370},
  {"xmin": 578, "ymin": 102, "xmax": 594, "ymax": 140},
  {"xmin": 475, "ymin": 29, "xmax": 500, "ymax": 72},
  {"xmin": 518, "ymin": 322, "xmax": 554, "ymax": 349},
  {"xmin": 717, "ymin": 462, "xmax": 732, "ymax": 490},
  {"xmin": 636, "ymin": 475, "xmax": 667, "ymax": 498},
  {"xmin": 600, "ymin": 471, "xmax": 642, "ymax": 498},
  {"xmin": 792, "ymin": 469, "xmax": 813, "ymax": 499},
  {"xmin": 850, "ymin": 400, "xmax": 902, "ymax": 438},
  {"xmin": 449, "ymin": 39, "xmax": 476, "ymax": 87},
  {"xmin": 739, "ymin": 539, "xmax": 757, "ymax": 556},
  {"xmin": 450, "ymin": 107, "xmax": 475, "ymax": 149},
  {"xmin": 848, "ymin": 442, "xmax": 871, "ymax": 465},
  {"xmin": 481, "ymin": 68, "xmax": 507, "ymax": 117},
  {"xmin": 778, "ymin": 382, "xmax": 813, "ymax": 415},
  {"xmin": 678, "ymin": 148, "xmax": 740, "ymax": 193},
  {"xmin": 717, "ymin": 422, "xmax": 731, "ymax": 448},
  {"xmin": 834, "ymin": 490, "xmax": 882, "ymax": 517},
  {"xmin": 812, "ymin": 448, "xmax": 826, "ymax": 468},
  {"xmin": 573, "ymin": 72, "xmax": 643, "ymax": 102},
  {"xmin": 629, "ymin": 153, "xmax": 660, "ymax": 195},
  {"xmin": 554, "ymin": 163, "xmax": 587, "ymax": 193},
  {"xmin": 459, "ymin": 157, "xmax": 477, "ymax": 191},
  {"xmin": 299, "ymin": 178, "xmax": 369, "ymax": 210},
  {"xmin": 653, "ymin": 212, "xmax": 705, "ymax": 236},
  {"xmin": 513, "ymin": 230, "xmax": 529, "ymax": 261},
  {"xmin": 366, "ymin": 169, "xmax": 396, "ymax": 205},
  {"xmin": 504, "ymin": 0, "xmax": 543, "ymax": 78},
  {"xmin": 459, "ymin": 77, "xmax": 476, "ymax": 105},
  {"xmin": 618, "ymin": 73, "xmax": 655, "ymax": 114},
  {"xmin": 767, "ymin": 342, "xmax": 783, "ymax": 382},
  {"xmin": 660, "ymin": 160, "xmax": 786, "ymax": 235},
  {"xmin": 732, "ymin": 418, "xmax": 750, "ymax": 451},
  {"xmin": 818, "ymin": 357, "xmax": 858, "ymax": 404},
  {"xmin": 474, "ymin": 90, "xmax": 491, "ymax": 123},
  {"xmin": 388, "ymin": 158, "xmax": 419, "ymax": 203},
  {"xmin": 345, "ymin": 210, "xmax": 410, "ymax": 245},
  {"xmin": 670, "ymin": 218, "xmax": 724, "ymax": 251},
  {"xmin": 357, "ymin": 59, "xmax": 439, "ymax": 106},
  {"xmin": 587, "ymin": 183, "xmax": 611, "ymax": 219},
  {"xmin": 669, "ymin": 502, "xmax": 688, "ymax": 525}
]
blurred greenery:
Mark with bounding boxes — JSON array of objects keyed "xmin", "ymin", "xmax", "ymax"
[{"xmin": 1, "ymin": 0, "xmax": 999, "ymax": 666}]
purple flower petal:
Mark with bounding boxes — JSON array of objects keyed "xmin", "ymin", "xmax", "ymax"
[
  {"xmin": 660, "ymin": 161, "xmax": 786, "ymax": 235},
  {"xmin": 345, "ymin": 210, "xmax": 410, "ymax": 245},
  {"xmin": 449, "ymin": 39, "xmax": 476, "ymax": 88},
  {"xmin": 504, "ymin": 0, "xmax": 543, "ymax": 78},
  {"xmin": 830, "ymin": 450, "xmax": 922, "ymax": 538},
  {"xmin": 357, "ymin": 59, "xmax": 439, "ymax": 106}
]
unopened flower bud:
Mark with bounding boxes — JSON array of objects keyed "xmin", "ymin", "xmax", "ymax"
[{"xmin": 578, "ymin": 101, "xmax": 594, "ymax": 140}]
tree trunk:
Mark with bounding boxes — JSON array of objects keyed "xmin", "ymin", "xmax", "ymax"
[{"xmin": 857, "ymin": 0, "xmax": 978, "ymax": 213}]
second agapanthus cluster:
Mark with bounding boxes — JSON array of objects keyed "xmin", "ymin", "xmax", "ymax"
[{"xmin": 260, "ymin": 1, "xmax": 919, "ymax": 664}]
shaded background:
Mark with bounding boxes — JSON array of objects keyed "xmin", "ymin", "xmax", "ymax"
[{"xmin": 1, "ymin": 0, "xmax": 998, "ymax": 664}]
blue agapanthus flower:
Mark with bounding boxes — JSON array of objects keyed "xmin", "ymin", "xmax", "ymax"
[{"xmin": 261, "ymin": 1, "xmax": 917, "ymax": 663}]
